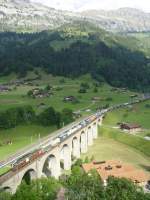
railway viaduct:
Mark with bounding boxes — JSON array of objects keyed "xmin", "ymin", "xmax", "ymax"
[{"xmin": 0, "ymin": 115, "xmax": 103, "ymax": 193}]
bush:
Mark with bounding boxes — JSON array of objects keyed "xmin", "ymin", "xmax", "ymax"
[
  {"xmin": 78, "ymin": 88, "xmax": 87, "ymax": 93},
  {"xmin": 37, "ymin": 107, "xmax": 61, "ymax": 127},
  {"xmin": 0, "ymin": 106, "xmax": 35, "ymax": 129}
]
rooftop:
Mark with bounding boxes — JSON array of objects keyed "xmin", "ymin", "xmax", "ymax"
[
  {"xmin": 82, "ymin": 160, "xmax": 149, "ymax": 184},
  {"xmin": 120, "ymin": 123, "xmax": 141, "ymax": 130}
]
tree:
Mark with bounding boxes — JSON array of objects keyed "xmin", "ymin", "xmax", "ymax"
[
  {"xmin": 78, "ymin": 88, "xmax": 87, "ymax": 93},
  {"xmin": 105, "ymin": 176, "xmax": 143, "ymax": 200},
  {"xmin": 80, "ymin": 83, "xmax": 90, "ymax": 90},
  {"xmin": 38, "ymin": 107, "xmax": 61, "ymax": 127},
  {"xmin": 61, "ymin": 108, "xmax": 74, "ymax": 125},
  {"xmin": 65, "ymin": 167, "xmax": 104, "ymax": 200},
  {"xmin": 44, "ymin": 84, "xmax": 52, "ymax": 91},
  {"xmin": 12, "ymin": 178, "xmax": 61, "ymax": 200},
  {"xmin": 93, "ymin": 87, "xmax": 98, "ymax": 93}
]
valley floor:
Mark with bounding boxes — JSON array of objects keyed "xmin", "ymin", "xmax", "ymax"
[{"xmin": 82, "ymin": 137, "xmax": 150, "ymax": 174}]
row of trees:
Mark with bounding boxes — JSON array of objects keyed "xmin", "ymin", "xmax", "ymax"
[
  {"xmin": 0, "ymin": 31, "xmax": 150, "ymax": 91},
  {"xmin": 1, "ymin": 165, "xmax": 150, "ymax": 200},
  {"xmin": 0, "ymin": 106, "xmax": 74, "ymax": 129},
  {"xmin": 0, "ymin": 178, "xmax": 61, "ymax": 200},
  {"xmin": 64, "ymin": 166, "xmax": 150, "ymax": 200}
]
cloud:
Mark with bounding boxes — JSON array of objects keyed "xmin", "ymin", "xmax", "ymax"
[{"xmin": 32, "ymin": 0, "xmax": 150, "ymax": 12}]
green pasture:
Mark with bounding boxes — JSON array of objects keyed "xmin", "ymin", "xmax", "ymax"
[
  {"xmin": 0, "ymin": 125, "xmax": 56, "ymax": 160},
  {"xmin": 99, "ymin": 126, "xmax": 150, "ymax": 157},
  {"xmin": 0, "ymin": 72, "xmax": 136, "ymax": 113},
  {"xmin": 103, "ymin": 100, "xmax": 150, "ymax": 129},
  {"xmin": 82, "ymin": 137, "xmax": 150, "ymax": 174}
]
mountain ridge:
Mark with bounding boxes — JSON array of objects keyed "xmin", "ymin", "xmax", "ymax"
[{"xmin": 0, "ymin": 0, "xmax": 150, "ymax": 33}]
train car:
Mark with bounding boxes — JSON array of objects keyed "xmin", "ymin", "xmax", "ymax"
[
  {"xmin": 30, "ymin": 150, "xmax": 44, "ymax": 162},
  {"xmin": 58, "ymin": 132, "xmax": 67, "ymax": 140},
  {"xmin": 12, "ymin": 149, "xmax": 44, "ymax": 172},
  {"xmin": 12, "ymin": 158, "xmax": 30, "ymax": 172},
  {"xmin": 50, "ymin": 138, "xmax": 60, "ymax": 147}
]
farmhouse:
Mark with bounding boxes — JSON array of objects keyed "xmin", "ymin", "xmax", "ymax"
[
  {"xmin": 28, "ymin": 88, "xmax": 52, "ymax": 98},
  {"xmin": 64, "ymin": 96, "xmax": 76, "ymax": 102},
  {"xmin": 120, "ymin": 123, "xmax": 141, "ymax": 133},
  {"xmin": 0, "ymin": 86, "xmax": 11, "ymax": 92},
  {"xmin": 82, "ymin": 160, "xmax": 149, "ymax": 187},
  {"xmin": 91, "ymin": 97, "xmax": 102, "ymax": 101}
]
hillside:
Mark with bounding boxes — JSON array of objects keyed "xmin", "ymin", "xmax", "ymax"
[
  {"xmin": 0, "ymin": 23, "xmax": 150, "ymax": 91},
  {"xmin": 0, "ymin": 0, "xmax": 150, "ymax": 33}
]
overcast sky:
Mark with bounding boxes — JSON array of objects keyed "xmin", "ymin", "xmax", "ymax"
[{"xmin": 32, "ymin": 0, "xmax": 150, "ymax": 12}]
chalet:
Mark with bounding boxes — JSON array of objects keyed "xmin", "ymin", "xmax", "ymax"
[
  {"xmin": 82, "ymin": 160, "xmax": 150, "ymax": 187},
  {"xmin": 28, "ymin": 88, "xmax": 52, "ymax": 98},
  {"xmin": 64, "ymin": 96, "xmax": 76, "ymax": 102},
  {"xmin": 91, "ymin": 97, "xmax": 101, "ymax": 101},
  {"xmin": 0, "ymin": 86, "xmax": 11, "ymax": 92},
  {"xmin": 130, "ymin": 94, "xmax": 138, "ymax": 98},
  {"xmin": 73, "ymin": 111, "xmax": 81, "ymax": 118},
  {"xmin": 120, "ymin": 123, "xmax": 141, "ymax": 133}
]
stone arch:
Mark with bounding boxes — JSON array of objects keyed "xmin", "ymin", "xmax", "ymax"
[
  {"xmin": 98, "ymin": 117, "xmax": 102, "ymax": 125},
  {"xmin": 60, "ymin": 144, "xmax": 71, "ymax": 170},
  {"xmin": 80, "ymin": 131, "xmax": 87, "ymax": 153},
  {"xmin": 2, "ymin": 186, "xmax": 12, "ymax": 193},
  {"xmin": 42, "ymin": 154, "xmax": 59, "ymax": 178},
  {"xmin": 87, "ymin": 126, "xmax": 93, "ymax": 146},
  {"xmin": 22, "ymin": 168, "xmax": 37, "ymax": 184},
  {"xmin": 72, "ymin": 137, "xmax": 80, "ymax": 159},
  {"xmin": 93, "ymin": 122, "xmax": 98, "ymax": 139}
]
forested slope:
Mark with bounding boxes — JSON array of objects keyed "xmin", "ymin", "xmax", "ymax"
[{"xmin": 0, "ymin": 23, "xmax": 150, "ymax": 91}]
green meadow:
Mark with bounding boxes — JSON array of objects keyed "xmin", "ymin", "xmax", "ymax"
[
  {"xmin": 0, "ymin": 71, "xmax": 148, "ymax": 165},
  {"xmin": 0, "ymin": 71, "xmax": 136, "ymax": 113},
  {"xmin": 103, "ymin": 100, "xmax": 150, "ymax": 129}
]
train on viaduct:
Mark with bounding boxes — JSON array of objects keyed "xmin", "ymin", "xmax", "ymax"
[{"xmin": 0, "ymin": 112, "xmax": 104, "ymax": 193}]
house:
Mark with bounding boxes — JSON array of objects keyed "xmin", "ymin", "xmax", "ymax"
[
  {"xmin": 63, "ymin": 96, "xmax": 76, "ymax": 102},
  {"xmin": 92, "ymin": 97, "xmax": 102, "ymax": 101},
  {"xmin": 28, "ymin": 88, "xmax": 52, "ymax": 98},
  {"xmin": 130, "ymin": 94, "xmax": 138, "ymax": 98},
  {"xmin": 82, "ymin": 160, "xmax": 150, "ymax": 187},
  {"xmin": 120, "ymin": 123, "xmax": 141, "ymax": 133},
  {"xmin": 73, "ymin": 111, "xmax": 81, "ymax": 118},
  {"xmin": 0, "ymin": 86, "xmax": 11, "ymax": 92}
]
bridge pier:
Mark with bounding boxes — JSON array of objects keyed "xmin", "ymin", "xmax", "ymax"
[
  {"xmin": 87, "ymin": 127, "xmax": 93, "ymax": 146},
  {"xmin": 93, "ymin": 123, "xmax": 98, "ymax": 139},
  {"xmin": 72, "ymin": 137, "xmax": 80, "ymax": 159},
  {"xmin": 80, "ymin": 131, "xmax": 88, "ymax": 153},
  {"xmin": 60, "ymin": 144, "xmax": 71, "ymax": 171}
]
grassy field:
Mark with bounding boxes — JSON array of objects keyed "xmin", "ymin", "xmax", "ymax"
[
  {"xmin": 99, "ymin": 126, "xmax": 150, "ymax": 157},
  {"xmin": 0, "ymin": 71, "xmax": 147, "ymax": 166},
  {"xmin": 0, "ymin": 125, "xmax": 56, "ymax": 160},
  {"xmin": 82, "ymin": 101, "xmax": 150, "ymax": 174},
  {"xmin": 82, "ymin": 137, "xmax": 150, "ymax": 173},
  {"xmin": 0, "ymin": 71, "xmax": 137, "ymax": 113},
  {"xmin": 103, "ymin": 100, "xmax": 150, "ymax": 139}
]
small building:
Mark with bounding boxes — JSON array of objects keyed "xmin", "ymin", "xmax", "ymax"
[
  {"xmin": 28, "ymin": 88, "xmax": 52, "ymax": 98},
  {"xmin": 0, "ymin": 86, "xmax": 11, "ymax": 92},
  {"xmin": 82, "ymin": 160, "xmax": 149, "ymax": 187},
  {"xmin": 130, "ymin": 94, "xmax": 138, "ymax": 98},
  {"xmin": 64, "ymin": 96, "xmax": 76, "ymax": 102},
  {"xmin": 92, "ymin": 97, "xmax": 101, "ymax": 101},
  {"xmin": 120, "ymin": 123, "xmax": 141, "ymax": 133}
]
